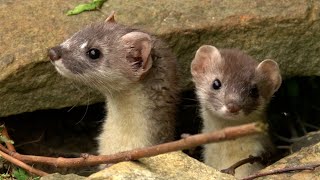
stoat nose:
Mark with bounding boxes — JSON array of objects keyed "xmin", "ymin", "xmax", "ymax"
[
  {"xmin": 48, "ymin": 46, "xmax": 62, "ymax": 61},
  {"xmin": 226, "ymin": 103, "xmax": 240, "ymax": 113}
]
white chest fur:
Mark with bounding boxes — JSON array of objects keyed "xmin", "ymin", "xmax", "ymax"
[
  {"xmin": 201, "ymin": 109, "xmax": 272, "ymax": 178},
  {"xmin": 97, "ymin": 86, "xmax": 155, "ymax": 155}
]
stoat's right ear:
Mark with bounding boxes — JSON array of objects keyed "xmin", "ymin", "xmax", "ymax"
[
  {"xmin": 105, "ymin": 11, "xmax": 116, "ymax": 23},
  {"xmin": 191, "ymin": 45, "xmax": 222, "ymax": 77},
  {"xmin": 256, "ymin": 59, "xmax": 282, "ymax": 98}
]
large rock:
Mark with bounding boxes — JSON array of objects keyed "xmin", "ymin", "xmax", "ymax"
[
  {"xmin": 0, "ymin": 0, "xmax": 105, "ymax": 117},
  {"xmin": 1, "ymin": 0, "xmax": 320, "ymax": 116},
  {"xmin": 88, "ymin": 151, "xmax": 234, "ymax": 180}
]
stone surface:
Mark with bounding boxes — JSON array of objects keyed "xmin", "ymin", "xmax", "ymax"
[
  {"xmin": 1, "ymin": 0, "xmax": 320, "ymax": 116},
  {"xmin": 88, "ymin": 151, "xmax": 234, "ymax": 180},
  {"xmin": 41, "ymin": 173, "xmax": 86, "ymax": 180},
  {"xmin": 0, "ymin": 0, "xmax": 105, "ymax": 117},
  {"xmin": 255, "ymin": 141, "xmax": 320, "ymax": 180}
]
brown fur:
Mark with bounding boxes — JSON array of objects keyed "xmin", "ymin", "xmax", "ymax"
[
  {"xmin": 191, "ymin": 45, "xmax": 281, "ymax": 178},
  {"xmin": 49, "ymin": 15, "xmax": 179, "ymax": 157}
]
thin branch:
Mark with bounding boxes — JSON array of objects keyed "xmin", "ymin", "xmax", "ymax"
[
  {"xmin": 221, "ymin": 155, "xmax": 263, "ymax": 175},
  {"xmin": 0, "ymin": 150, "xmax": 48, "ymax": 177},
  {"xmin": 302, "ymin": 122, "xmax": 320, "ymax": 130},
  {"xmin": 0, "ymin": 144, "xmax": 15, "ymax": 155},
  {"xmin": 241, "ymin": 163, "xmax": 320, "ymax": 180},
  {"xmin": 0, "ymin": 122, "xmax": 263, "ymax": 168},
  {"xmin": 15, "ymin": 131, "xmax": 44, "ymax": 148},
  {"xmin": 1, "ymin": 126, "xmax": 16, "ymax": 152}
]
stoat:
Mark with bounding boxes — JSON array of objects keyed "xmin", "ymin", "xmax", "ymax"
[
  {"xmin": 48, "ymin": 13, "xmax": 179, "ymax": 157},
  {"xmin": 191, "ymin": 45, "xmax": 281, "ymax": 178}
]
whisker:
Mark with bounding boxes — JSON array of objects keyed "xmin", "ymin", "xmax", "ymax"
[
  {"xmin": 75, "ymin": 100, "xmax": 89, "ymax": 125},
  {"xmin": 181, "ymin": 97, "xmax": 198, "ymax": 102}
]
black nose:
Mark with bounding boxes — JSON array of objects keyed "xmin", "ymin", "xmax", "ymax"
[{"xmin": 48, "ymin": 46, "xmax": 62, "ymax": 61}]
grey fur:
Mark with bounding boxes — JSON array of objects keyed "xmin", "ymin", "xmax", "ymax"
[
  {"xmin": 211, "ymin": 49, "xmax": 261, "ymax": 115},
  {"xmin": 49, "ymin": 20, "xmax": 179, "ymax": 155},
  {"xmin": 191, "ymin": 45, "xmax": 281, "ymax": 177}
]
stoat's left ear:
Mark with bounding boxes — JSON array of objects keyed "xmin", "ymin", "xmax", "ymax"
[
  {"xmin": 120, "ymin": 31, "xmax": 153, "ymax": 81},
  {"xmin": 256, "ymin": 59, "xmax": 282, "ymax": 97},
  {"xmin": 105, "ymin": 11, "xmax": 116, "ymax": 23}
]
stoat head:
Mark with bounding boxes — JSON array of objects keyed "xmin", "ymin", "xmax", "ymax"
[
  {"xmin": 48, "ymin": 12, "xmax": 153, "ymax": 93},
  {"xmin": 191, "ymin": 45, "xmax": 281, "ymax": 122}
]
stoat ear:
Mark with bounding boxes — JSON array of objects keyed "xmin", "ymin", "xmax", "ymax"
[
  {"xmin": 256, "ymin": 59, "xmax": 282, "ymax": 97},
  {"xmin": 191, "ymin": 45, "xmax": 222, "ymax": 78},
  {"xmin": 120, "ymin": 31, "xmax": 153, "ymax": 81},
  {"xmin": 105, "ymin": 11, "xmax": 116, "ymax": 23}
]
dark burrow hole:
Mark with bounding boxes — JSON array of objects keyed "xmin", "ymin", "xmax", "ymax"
[{"xmin": 1, "ymin": 76, "xmax": 320, "ymax": 176}]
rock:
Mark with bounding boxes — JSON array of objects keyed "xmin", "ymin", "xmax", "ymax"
[
  {"xmin": 88, "ymin": 151, "xmax": 234, "ymax": 180},
  {"xmin": 254, "ymin": 141, "xmax": 320, "ymax": 180},
  {"xmin": 40, "ymin": 173, "xmax": 86, "ymax": 180},
  {"xmin": 0, "ymin": 0, "xmax": 104, "ymax": 117},
  {"xmin": 1, "ymin": 0, "xmax": 320, "ymax": 116}
]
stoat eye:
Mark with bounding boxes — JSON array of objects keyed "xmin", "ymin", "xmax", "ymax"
[
  {"xmin": 87, "ymin": 48, "xmax": 101, "ymax": 60},
  {"xmin": 212, "ymin": 79, "xmax": 222, "ymax": 90},
  {"xmin": 249, "ymin": 85, "xmax": 259, "ymax": 98}
]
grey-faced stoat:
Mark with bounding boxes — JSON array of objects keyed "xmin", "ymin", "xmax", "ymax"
[
  {"xmin": 48, "ymin": 13, "xmax": 179, "ymax": 157},
  {"xmin": 191, "ymin": 45, "xmax": 281, "ymax": 178}
]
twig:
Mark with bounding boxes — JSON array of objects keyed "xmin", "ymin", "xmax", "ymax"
[
  {"xmin": 0, "ymin": 122, "xmax": 263, "ymax": 168},
  {"xmin": 1, "ymin": 126, "xmax": 16, "ymax": 152},
  {"xmin": 302, "ymin": 122, "xmax": 320, "ymax": 130},
  {"xmin": 15, "ymin": 131, "xmax": 44, "ymax": 148},
  {"xmin": 241, "ymin": 163, "xmax": 320, "ymax": 180},
  {"xmin": 0, "ymin": 150, "xmax": 48, "ymax": 177},
  {"xmin": 221, "ymin": 155, "xmax": 263, "ymax": 175}
]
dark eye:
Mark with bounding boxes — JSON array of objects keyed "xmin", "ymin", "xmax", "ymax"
[
  {"xmin": 212, "ymin": 79, "xmax": 222, "ymax": 90},
  {"xmin": 87, "ymin": 48, "xmax": 101, "ymax": 59},
  {"xmin": 249, "ymin": 85, "xmax": 259, "ymax": 98}
]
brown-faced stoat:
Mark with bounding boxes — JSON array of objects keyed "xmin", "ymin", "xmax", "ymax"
[
  {"xmin": 48, "ymin": 13, "xmax": 179, "ymax": 157},
  {"xmin": 191, "ymin": 45, "xmax": 281, "ymax": 178}
]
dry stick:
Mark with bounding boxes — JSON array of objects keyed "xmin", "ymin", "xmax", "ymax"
[
  {"xmin": 15, "ymin": 131, "xmax": 45, "ymax": 148},
  {"xmin": 1, "ymin": 126, "xmax": 16, "ymax": 152},
  {"xmin": 221, "ymin": 155, "xmax": 263, "ymax": 175},
  {"xmin": 241, "ymin": 163, "xmax": 320, "ymax": 180},
  {"xmin": 0, "ymin": 122, "xmax": 264, "ymax": 168},
  {"xmin": 0, "ymin": 150, "xmax": 48, "ymax": 177},
  {"xmin": 0, "ymin": 144, "xmax": 58, "ymax": 164}
]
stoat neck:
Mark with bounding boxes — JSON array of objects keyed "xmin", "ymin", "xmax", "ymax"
[
  {"xmin": 201, "ymin": 107, "xmax": 265, "ymax": 132},
  {"xmin": 105, "ymin": 85, "xmax": 150, "ymax": 125},
  {"xmin": 103, "ymin": 85, "xmax": 156, "ymax": 145}
]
